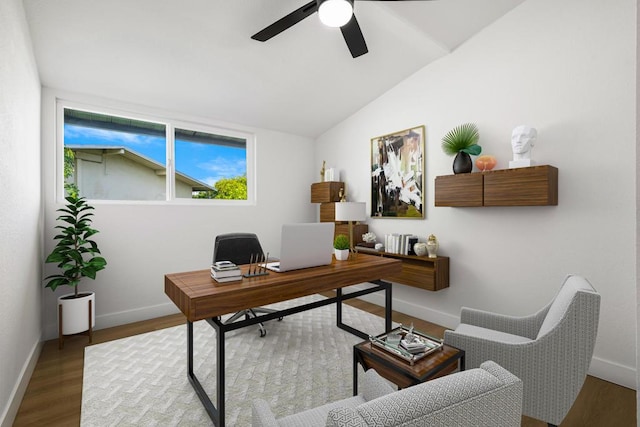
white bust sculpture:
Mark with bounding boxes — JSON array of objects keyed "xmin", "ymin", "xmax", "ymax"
[{"xmin": 509, "ymin": 125, "xmax": 537, "ymax": 168}]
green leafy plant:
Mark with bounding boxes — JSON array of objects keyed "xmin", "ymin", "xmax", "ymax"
[
  {"xmin": 441, "ymin": 123, "xmax": 482, "ymax": 156},
  {"xmin": 333, "ymin": 234, "xmax": 350, "ymax": 250},
  {"xmin": 63, "ymin": 148, "xmax": 79, "ymax": 199},
  {"xmin": 44, "ymin": 195, "xmax": 107, "ymax": 296}
]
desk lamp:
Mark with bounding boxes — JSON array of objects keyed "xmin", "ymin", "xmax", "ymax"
[{"xmin": 334, "ymin": 202, "xmax": 366, "ymax": 258}]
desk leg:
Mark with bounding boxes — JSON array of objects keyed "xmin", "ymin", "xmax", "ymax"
[
  {"xmin": 336, "ymin": 287, "xmax": 343, "ymax": 326},
  {"xmin": 353, "ymin": 348, "xmax": 358, "ymax": 396},
  {"xmin": 385, "ymin": 282, "xmax": 392, "ymax": 332},
  {"xmin": 187, "ymin": 321, "xmax": 222, "ymax": 426},
  {"xmin": 216, "ymin": 321, "xmax": 226, "ymax": 427},
  {"xmin": 336, "ymin": 281, "xmax": 393, "ymax": 340},
  {"xmin": 336, "ymin": 288, "xmax": 365, "ymax": 340},
  {"xmin": 188, "ymin": 321, "xmax": 194, "ymax": 375}
]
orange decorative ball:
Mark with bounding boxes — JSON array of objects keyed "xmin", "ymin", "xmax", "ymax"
[{"xmin": 476, "ymin": 155, "xmax": 497, "ymax": 171}]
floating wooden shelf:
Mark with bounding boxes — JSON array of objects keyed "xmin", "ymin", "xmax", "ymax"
[
  {"xmin": 355, "ymin": 246, "xmax": 449, "ymax": 291},
  {"xmin": 435, "ymin": 165, "xmax": 558, "ymax": 207}
]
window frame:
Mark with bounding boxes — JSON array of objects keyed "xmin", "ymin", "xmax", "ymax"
[{"xmin": 56, "ymin": 99, "xmax": 256, "ymax": 205}]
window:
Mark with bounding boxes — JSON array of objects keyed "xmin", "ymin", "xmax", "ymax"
[
  {"xmin": 59, "ymin": 103, "xmax": 253, "ymax": 203},
  {"xmin": 174, "ymin": 128, "xmax": 247, "ymax": 200}
]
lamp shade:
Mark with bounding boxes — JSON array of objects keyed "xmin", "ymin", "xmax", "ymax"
[
  {"xmin": 334, "ymin": 202, "xmax": 366, "ymax": 222},
  {"xmin": 318, "ymin": 0, "xmax": 354, "ymax": 28}
]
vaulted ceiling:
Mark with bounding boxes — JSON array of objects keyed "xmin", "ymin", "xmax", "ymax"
[{"xmin": 24, "ymin": 0, "xmax": 525, "ymax": 138}]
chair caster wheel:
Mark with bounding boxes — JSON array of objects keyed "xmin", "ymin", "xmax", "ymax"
[{"xmin": 259, "ymin": 328, "xmax": 267, "ymax": 337}]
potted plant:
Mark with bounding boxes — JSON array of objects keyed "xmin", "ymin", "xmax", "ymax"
[
  {"xmin": 44, "ymin": 195, "xmax": 107, "ymax": 343},
  {"xmin": 441, "ymin": 123, "xmax": 482, "ymax": 174},
  {"xmin": 333, "ymin": 234, "xmax": 350, "ymax": 261}
]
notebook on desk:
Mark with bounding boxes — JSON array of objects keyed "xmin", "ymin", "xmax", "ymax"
[{"xmin": 264, "ymin": 222, "xmax": 334, "ymax": 272}]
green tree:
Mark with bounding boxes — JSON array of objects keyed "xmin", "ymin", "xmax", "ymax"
[
  {"xmin": 63, "ymin": 148, "xmax": 79, "ymax": 198},
  {"xmin": 193, "ymin": 190, "xmax": 218, "ymax": 199},
  {"xmin": 211, "ymin": 175, "xmax": 247, "ymax": 200}
]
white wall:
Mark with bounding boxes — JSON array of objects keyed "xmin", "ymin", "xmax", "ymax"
[
  {"xmin": 636, "ymin": 0, "xmax": 640, "ymax": 416},
  {"xmin": 40, "ymin": 89, "xmax": 317, "ymax": 338},
  {"xmin": 317, "ymin": 0, "xmax": 636, "ymax": 389},
  {"xmin": 0, "ymin": 0, "xmax": 43, "ymax": 425}
]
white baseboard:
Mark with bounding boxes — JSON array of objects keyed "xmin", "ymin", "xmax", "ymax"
[
  {"xmin": 588, "ymin": 356, "xmax": 637, "ymax": 390},
  {"xmin": 1, "ymin": 339, "xmax": 43, "ymax": 427},
  {"xmin": 43, "ymin": 302, "xmax": 181, "ymax": 340}
]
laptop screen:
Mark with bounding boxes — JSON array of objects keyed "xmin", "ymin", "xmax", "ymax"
[{"xmin": 266, "ymin": 223, "xmax": 334, "ymax": 272}]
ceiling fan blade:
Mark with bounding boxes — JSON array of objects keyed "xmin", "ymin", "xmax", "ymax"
[
  {"xmin": 251, "ymin": 0, "xmax": 319, "ymax": 42},
  {"xmin": 340, "ymin": 15, "xmax": 368, "ymax": 58}
]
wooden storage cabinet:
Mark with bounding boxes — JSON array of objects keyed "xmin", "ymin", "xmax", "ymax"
[
  {"xmin": 356, "ymin": 247, "xmax": 449, "ymax": 291},
  {"xmin": 434, "ymin": 173, "xmax": 483, "ymax": 207},
  {"xmin": 335, "ymin": 223, "xmax": 368, "ymax": 245},
  {"xmin": 311, "ymin": 181, "xmax": 344, "ymax": 203},
  {"xmin": 435, "ymin": 165, "xmax": 558, "ymax": 207},
  {"xmin": 484, "ymin": 166, "xmax": 557, "ymax": 206},
  {"xmin": 320, "ymin": 202, "xmax": 342, "ymax": 223},
  {"xmin": 310, "ymin": 181, "xmax": 368, "ymax": 245}
]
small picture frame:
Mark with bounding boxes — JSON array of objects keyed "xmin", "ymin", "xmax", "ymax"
[{"xmin": 370, "ymin": 125, "xmax": 425, "ymax": 218}]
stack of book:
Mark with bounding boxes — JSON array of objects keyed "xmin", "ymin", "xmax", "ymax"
[
  {"xmin": 210, "ymin": 261, "xmax": 242, "ymax": 283},
  {"xmin": 400, "ymin": 338, "xmax": 428, "ymax": 354}
]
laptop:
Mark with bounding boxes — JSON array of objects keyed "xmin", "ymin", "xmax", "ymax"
[{"xmin": 264, "ymin": 223, "xmax": 334, "ymax": 272}]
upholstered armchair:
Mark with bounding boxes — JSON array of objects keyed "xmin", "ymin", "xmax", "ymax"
[
  {"xmin": 444, "ymin": 274, "xmax": 600, "ymax": 427},
  {"xmin": 252, "ymin": 361, "xmax": 522, "ymax": 427}
]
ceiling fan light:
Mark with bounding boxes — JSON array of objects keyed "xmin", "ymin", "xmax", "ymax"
[{"xmin": 318, "ymin": 0, "xmax": 354, "ymax": 28}]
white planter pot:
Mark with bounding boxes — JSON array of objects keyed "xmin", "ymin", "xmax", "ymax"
[
  {"xmin": 58, "ymin": 292, "xmax": 95, "ymax": 335},
  {"xmin": 334, "ymin": 249, "xmax": 350, "ymax": 261}
]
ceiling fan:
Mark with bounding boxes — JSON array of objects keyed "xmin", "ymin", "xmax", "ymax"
[{"xmin": 251, "ymin": 0, "xmax": 423, "ymax": 59}]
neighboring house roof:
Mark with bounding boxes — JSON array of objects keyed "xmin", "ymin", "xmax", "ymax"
[
  {"xmin": 64, "ymin": 109, "xmax": 246, "ymax": 149},
  {"xmin": 66, "ymin": 145, "xmax": 214, "ymax": 192}
]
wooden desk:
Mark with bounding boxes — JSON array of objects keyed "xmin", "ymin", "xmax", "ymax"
[{"xmin": 165, "ymin": 254, "xmax": 401, "ymax": 426}]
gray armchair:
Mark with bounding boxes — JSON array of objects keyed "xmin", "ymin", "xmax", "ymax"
[
  {"xmin": 252, "ymin": 361, "xmax": 522, "ymax": 427},
  {"xmin": 444, "ymin": 274, "xmax": 600, "ymax": 427}
]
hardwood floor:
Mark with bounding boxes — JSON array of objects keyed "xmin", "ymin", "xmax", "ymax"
[{"xmin": 13, "ymin": 297, "xmax": 636, "ymax": 426}]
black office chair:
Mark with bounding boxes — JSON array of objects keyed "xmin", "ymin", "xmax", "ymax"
[{"xmin": 213, "ymin": 233, "xmax": 279, "ymax": 337}]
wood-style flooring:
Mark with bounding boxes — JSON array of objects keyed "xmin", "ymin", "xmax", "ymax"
[{"xmin": 13, "ymin": 296, "xmax": 637, "ymax": 426}]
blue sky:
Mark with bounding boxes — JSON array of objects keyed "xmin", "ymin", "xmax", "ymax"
[{"xmin": 64, "ymin": 125, "xmax": 246, "ymax": 185}]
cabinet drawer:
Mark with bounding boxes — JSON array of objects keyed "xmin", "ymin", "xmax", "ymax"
[
  {"xmin": 435, "ymin": 173, "xmax": 483, "ymax": 207},
  {"xmin": 388, "ymin": 261, "xmax": 436, "ymax": 290},
  {"xmin": 356, "ymin": 248, "xmax": 449, "ymax": 291}
]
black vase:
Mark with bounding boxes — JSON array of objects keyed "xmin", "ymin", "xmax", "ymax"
[{"xmin": 453, "ymin": 152, "xmax": 472, "ymax": 174}]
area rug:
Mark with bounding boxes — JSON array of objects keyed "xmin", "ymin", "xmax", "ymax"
[{"xmin": 81, "ymin": 294, "xmax": 393, "ymax": 426}]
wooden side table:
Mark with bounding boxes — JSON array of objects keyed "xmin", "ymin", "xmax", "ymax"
[{"xmin": 353, "ymin": 340, "xmax": 465, "ymax": 394}]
